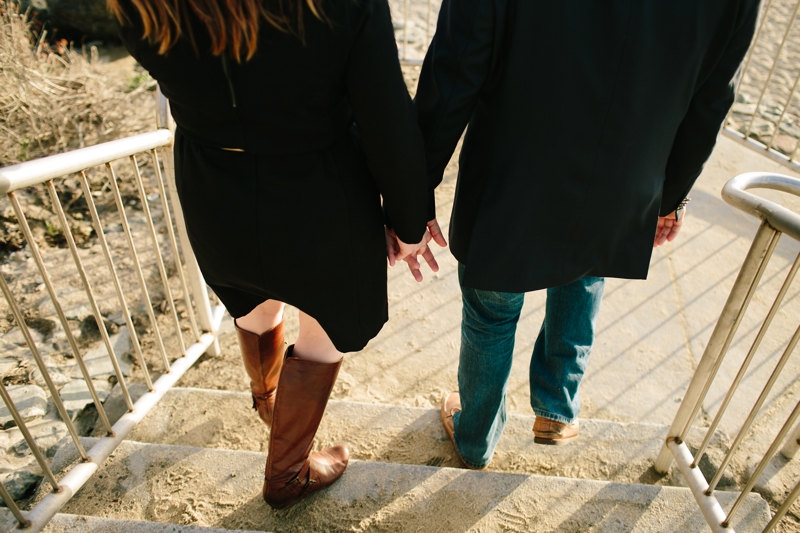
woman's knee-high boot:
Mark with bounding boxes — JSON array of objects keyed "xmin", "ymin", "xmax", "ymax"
[
  {"xmin": 235, "ymin": 320, "xmax": 285, "ymax": 427},
  {"xmin": 262, "ymin": 346, "xmax": 349, "ymax": 510}
]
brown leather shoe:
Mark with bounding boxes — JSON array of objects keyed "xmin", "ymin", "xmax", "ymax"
[
  {"xmin": 440, "ymin": 392, "xmax": 487, "ymax": 471},
  {"xmin": 235, "ymin": 320, "xmax": 285, "ymax": 427},
  {"xmin": 533, "ymin": 416, "xmax": 579, "ymax": 446},
  {"xmin": 262, "ymin": 346, "xmax": 350, "ymax": 510}
]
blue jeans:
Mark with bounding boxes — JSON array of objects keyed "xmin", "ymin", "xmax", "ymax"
[{"xmin": 451, "ymin": 264, "xmax": 605, "ymax": 469}]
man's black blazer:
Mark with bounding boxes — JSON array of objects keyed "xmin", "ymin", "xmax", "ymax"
[{"xmin": 415, "ymin": 0, "xmax": 760, "ymax": 292}]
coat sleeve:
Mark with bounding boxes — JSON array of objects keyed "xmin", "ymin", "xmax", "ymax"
[
  {"xmin": 344, "ymin": 0, "xmax": 428, "ymax": 244},
  {"xmin": 414, "ymin": 0, "xmax": 497, "ymax": 220},
  {"xmin": 661, "ymin": 0, "xmax": 760, "ymax": 216}
]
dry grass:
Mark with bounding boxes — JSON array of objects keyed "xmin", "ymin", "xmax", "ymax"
[
  {"xmin": 0, "ymin": 0, "xmax": 159, "ymax": 260},
  {"xmin": 0, "ymin": 0, "xmax": 154, "ymax": 166}
]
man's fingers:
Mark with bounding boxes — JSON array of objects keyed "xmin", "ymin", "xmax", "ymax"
[
  {"xmin": 428, "ymin": 219, "xmax": 447, "ymax": 248},
  {"xmin": 666, "ymin": 220, "xmax": 683, "ymax": 243},
  {"xmin": 405, "ymin": 258, "xmax": 423, "ymax": 282},
  {"xmin": 385, "ymin": 231, "xmax": 397, "ymax": 266},
  {"xmin": 408, "ymin": 263, "xmax": 423, "ymax": 282},
  {"xmin": 405, "ymin": 254, "xmax": 421, "ymax": 271},
  {"xmin": 421, "ymin": 245, "xmax": 439, "ymax": 272}
]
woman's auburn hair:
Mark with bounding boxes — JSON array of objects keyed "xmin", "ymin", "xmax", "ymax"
[{"xmin": 108, "ymin": 0, "xmax": 327, "ymax": 62}]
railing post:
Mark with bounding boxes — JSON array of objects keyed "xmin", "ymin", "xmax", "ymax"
[
  {"xmin": 156, "ymin": 89, "xmax": 221, "ymax": 356},
  {"xmin": 655, "ymin": 220, "xmax": 779, "ymax": 473}
]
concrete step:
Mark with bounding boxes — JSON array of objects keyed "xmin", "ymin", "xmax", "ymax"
[
  {"xmin": 42, "ymin": 439, "xmax": 769, "ymax": 533},
  {"xmin": 125, "ymin": 387, "xmax": 734, "ymax": 486},
  {"xmin": 44, "ymin": 514, "xmax": 262, "ymax": 533}
]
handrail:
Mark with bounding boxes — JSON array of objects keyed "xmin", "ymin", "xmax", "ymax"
[
  {"xmin": 14, "ymin": 307, "xmax": 224, "ymax": 532},
  {"xmin": 0, "ymin": 110, "xmax": 220, "ymax": 530},
  {"xmin": 658, "ymin": 171, "xmax": 800, "ymax": 533},
  {"xmin": 0, "ymin": 129, "xmax": 173, "ymax": 194},
  {"xmin": 722, "ymin": 172, "xmax": 800, "ymax": 242}
]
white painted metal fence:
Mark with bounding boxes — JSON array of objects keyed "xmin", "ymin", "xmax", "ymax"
[
  {"xmin": 393, "ymin": 0, "xmax": 439, "ymax": 66},
  {"xmin": 0, "ymin": 97, "xmax": 223, "ymax": 531},
  {"xmin": 723, "ymin": 0, "xmax": 800, "ymax": 175},
  {"xmin": 656, "ymin": 172, "xmax": 800, "ymax": 533}
]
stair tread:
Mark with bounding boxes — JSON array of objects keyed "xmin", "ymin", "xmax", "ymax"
[
  {"xmin": 42, "ymin": 439, "xmax": 769, "ymax": 533},
  {"xmin": 44, "ymin": 514, "xmax": 264, "ymax": 533},
  {"xmin": 126, "ymin": 387, "xmax": 729, "ymax": 485}
]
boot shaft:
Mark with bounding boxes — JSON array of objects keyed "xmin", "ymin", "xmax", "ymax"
[{"xmin": 265, "ymin": 347, "xmax": 342, "ymax": 482}]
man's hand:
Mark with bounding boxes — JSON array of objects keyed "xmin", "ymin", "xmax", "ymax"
[
  {"xmin": 653, "ymin": 209, "xmax": 685, "ymax": 248},
  {"xmin": 385, "ymin": 219, "xmax": 448, "ymax": 282}
]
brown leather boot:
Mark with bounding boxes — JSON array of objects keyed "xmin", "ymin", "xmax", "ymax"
[
  {"xmin": 235, "ymin": 320, "xmax": 285, "ymax": 427},
  {"xmin": 262, "ymin": 346, "xmax": 349, "ymax": 510}
]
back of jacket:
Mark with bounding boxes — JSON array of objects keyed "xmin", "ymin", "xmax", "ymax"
[
  {"xmin": 415, "ymin": 0, "xmax": 760, "ymax": 292},
  {"xmin": 117, "ymin": 0, "xmax": 428, "ymax": 243}
]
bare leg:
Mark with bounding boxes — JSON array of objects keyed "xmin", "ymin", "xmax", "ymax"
[
  {"xmin": 294, "ymin": 312, "xmax": 343, "ymax": 363},
  {"xmin": 236, "ymin": 299, "xmax": 285, "ymax": 334}
]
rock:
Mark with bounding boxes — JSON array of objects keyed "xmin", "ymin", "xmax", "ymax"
[
  {"xmin": 69, "ymin": 326, "xmax": 133, "ymax": 380},
  {"xmin": 0, "ymin": 345, "xmax": 32, "ymax": 364},
  {"xmin": 742, "ymin": 118, "xmax": 776, "ymax": 139},
  {"xmin": 47, "ymin": 325, "xmax": 81, "ymax": 356},
  {"xmin": 0, "ymin": 327, "xmax": 44, "ymax": 348},
  {"xmin": 731, "ymin": 103, "xmax": 757, "ymax": 116},
  {"xmin": 30, "ymin": 369, "xmax": 71, "ymax": 389},
  {"xmin": 0, "ymin": 468, "xmax": 41, "ymax": 503},
  {"xmin": 0, "ymin": 358, "xmax": 18, "ymax": 378},
  {"xmin": 91, "ymin": 382, "xmax": 148, "ymax": 435},
  {"xmin": 58, "ymin": 379, "xmax": 112, "ymax": 420},
  {"xmin": 19, "ymin": 0, "xmax": 119, "ymax": 41},
  {"xmin": 36, "ymin": 287, "xmax": 92, "ymax": 322},
  {"xmin": 771, "ymin": 133, "xmax": 797, "ymax": 155},
  {"xmin": 106, "ymin": 310, "xmax": 128, "ymax": 326},
  {"xmin": 0, "ymin": 386, "xmax": 48, "ymax": 428},
  {"xmin": 0, "ymin": 507, "xmax": 19, "ymax": 529},
  {"xmin": 10, "ymin": 420, "xmax": 68, "ymax": 458}
]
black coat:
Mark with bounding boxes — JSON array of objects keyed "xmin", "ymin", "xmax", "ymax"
[
  {"xmin": 415, "ymin": 0, "xmax": 760, "ymax": 293},
  {"xmin": 118, "ymin": 0, "xmax": 428, "ymax": 351}
]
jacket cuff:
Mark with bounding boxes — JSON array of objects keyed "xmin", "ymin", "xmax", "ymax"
[{"xmin": 427, "ymin": 189, "xmax": 437, "ymax": 221}]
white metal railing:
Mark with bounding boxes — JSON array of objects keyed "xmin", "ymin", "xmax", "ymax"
[
  {"xmin": 393, "ymin": 0, "xmax": 439, "ymax": 66},
  {"xmin": 724, "ymin": 0, "xmax": 800, "ymax": 174},
  {"xmin": 656, "ymin": 172, "xmax": 800, "ymax": 533},
  {"xmin": 0, "ymin": 95, "xmax": 222, "ymax": 531}
]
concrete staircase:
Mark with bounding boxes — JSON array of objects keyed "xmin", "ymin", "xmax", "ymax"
[
  {"xmin": 33, "ymin": 387, "xmax": 772, "ymax": 532},
  {"xmin": 28, "ymin": 134, "xmax": 800, "ymax": 532}
]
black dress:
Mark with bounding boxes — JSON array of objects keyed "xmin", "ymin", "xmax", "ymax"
[{"xmin": 118, "ymin": 0, "xmax": 428, "ymax": 352}]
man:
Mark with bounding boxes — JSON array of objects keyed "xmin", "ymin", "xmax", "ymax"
[{"xmin": 412, "ymin": 0, "xmax": 760, "ymax": 469}]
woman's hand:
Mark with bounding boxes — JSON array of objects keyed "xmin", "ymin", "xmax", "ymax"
[{"xmin": 385, "ymin": 219, "xmax": 448, "ymax": 282}]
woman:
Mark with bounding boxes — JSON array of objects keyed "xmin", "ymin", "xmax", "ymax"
[{"xmin": 110, "ymin": 0, "xmax": 437, "ymax": 509}]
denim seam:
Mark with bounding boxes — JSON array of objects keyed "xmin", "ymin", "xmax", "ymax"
[{"xmin": 533, "ymin": 409, "xmax": 573, "ymax": 425}]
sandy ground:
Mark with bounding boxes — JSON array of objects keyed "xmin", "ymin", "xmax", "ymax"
[{"xmin": 5, "ymin": 1, "xmax": 800, "ymax": 531}]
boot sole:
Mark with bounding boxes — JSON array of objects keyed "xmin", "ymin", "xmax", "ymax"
[{"xmin": 534, "ymin": 435, "xmax": 578, "ymax": 446}]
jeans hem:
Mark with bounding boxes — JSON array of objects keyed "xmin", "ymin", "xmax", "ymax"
[
  {"xmin": 533, "ymin": 408, "xmax": 574, "ymax": 425},
  {"xmin": 452, "ymin": 432, "xmax": 491, "ymax": 470}
]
